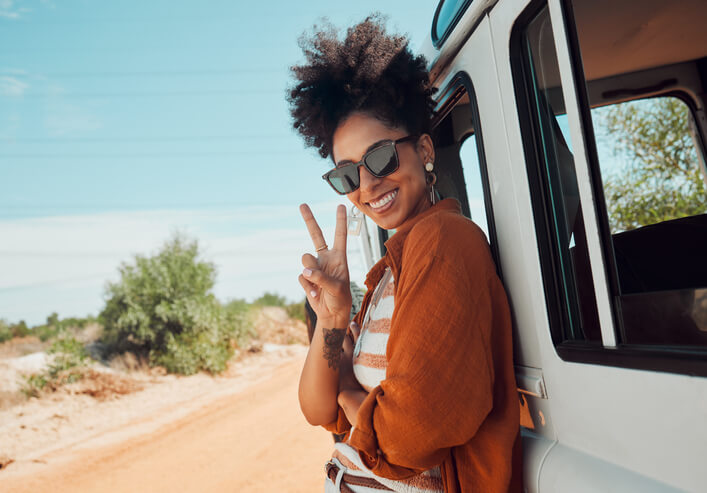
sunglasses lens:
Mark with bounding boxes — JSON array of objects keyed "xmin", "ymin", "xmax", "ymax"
[
  {"xmin": 327, "ymin": 165, "xmax": 359, "ymax": 194},
  {"xmin": 324, "ymin": 140, "xmax": 407, "ymax": 194},
  {"xmin": 365, "ymin": 144, "xmax": 398, "ymax": 176}
]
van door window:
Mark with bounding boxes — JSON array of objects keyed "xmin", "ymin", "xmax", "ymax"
[
  {"xmin": 513, "ymin": 4, "xmax": 601, "ymax": 344},
  {"xmin": 566, "ymin": 0, "xmax": 707, "ymax": 348}
]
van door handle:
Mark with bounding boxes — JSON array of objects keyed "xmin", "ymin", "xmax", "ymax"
[{"xmin": 515, "ymin": 365, "xmax": 548, "ymax": 399}]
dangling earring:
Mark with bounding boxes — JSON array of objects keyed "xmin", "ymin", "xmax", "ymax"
[
  {"xmin": 348, "ymin": 205, "xmax": 363, "ymax": 236},
  {"xmin": 425, "ymin": 162, "xmax": 437, "ymax": 205}
]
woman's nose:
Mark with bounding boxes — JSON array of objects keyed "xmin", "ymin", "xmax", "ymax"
[{"xmin": 358, "ymin": 164, "xmax": 380, "ymax": 192}]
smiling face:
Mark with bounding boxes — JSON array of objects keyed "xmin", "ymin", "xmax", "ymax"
[{"xmin": 331, "ymin": 112, "xmax": 434, "ymax": 231}]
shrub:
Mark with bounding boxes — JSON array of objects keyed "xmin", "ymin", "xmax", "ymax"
[
  {"xmin": 0, "ymin": 320, "xmax": 11, "ymax": 343},
  {"xmin": 49, "ymin": 333, "xmax": 89, "ymax": 375},
  {"xmin": 253, "ymin": 292, "xmax": 288, "ymax": 307},
  {"xmin": 32, "ymin": 313, "xmax": 95, "ymax": 342},
  {"xmin": 0, "ymin": 319, "xmax": 32, "ymax": 343},
  {"xmin": 223, "ymin": 299, "xmax": 256, "ymax": 346},
  {"xmin": 22, "ymin": 331, "xmax": 88, "ymax": 397},
  {"xmin": 99, "ymin": 233, "xmax": 250, "ymax": 375},
  {"xmin": 285, "ymin": 300, "xmax": 306, "ymax": 323},
  {"xmin": 11, "ymin": 320, "xmax": 30, "ymax": 338}
]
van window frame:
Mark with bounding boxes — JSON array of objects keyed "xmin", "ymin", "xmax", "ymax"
[
  {"xmin": 431, "ymin": 0, "xmax": 473, "ymax": 49},
  {"xmin": 510, "ymin": 0, "xmax": 707, "ymax": 377},
  {"xmin": 432, "ymin": 71, "xmax": 502, "ymax": 275}
]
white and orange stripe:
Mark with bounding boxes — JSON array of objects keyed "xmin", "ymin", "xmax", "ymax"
[{"xmin": 330, "ymin": 267, "xmax": 443, "ymax": 493}]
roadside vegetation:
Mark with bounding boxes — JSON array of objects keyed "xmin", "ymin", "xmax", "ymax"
[
  {"xmin": 0, "ymin": 319, "xmax": 31, "ymax": 343},
  {"xmin": 21, "ymin": 331, "xmax": 89, "ymax": 398},
  {"xmin": 1, "ymin": 233, "xmax": 309, "ymax": 406},
  {"xmin": 98, "ymin": 234, "xmax": 256, "ymax": 375}
]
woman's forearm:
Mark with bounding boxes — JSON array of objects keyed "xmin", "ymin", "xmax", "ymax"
[
  {"xmin": 338, "ymin": 389, "xmax": 367, "ymax": 428},
  {"xmin": 298, "ymin": 315, "xmax": 349, "ymax": 426}
]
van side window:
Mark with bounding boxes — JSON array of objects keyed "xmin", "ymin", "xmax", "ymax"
[
  {"xmin": 513, "ymin": 4, "xmax": 601, "ymax": 344},
  {"xmin": 432, "ymin": 77, "xmax": 498, "ymax": 265},
  {"xmin": 460, "ymin": 134, "xmax": 489, "ymax": 238},
  {"xmin": 515, "ymin": 0, "xmax": 707, "ymax": 362},
  {"xmin": 568, "ymin": 0, "xmax": 707, "ymax": 349}
]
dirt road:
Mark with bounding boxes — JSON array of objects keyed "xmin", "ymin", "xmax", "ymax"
[{"xmin": 0, "ymin": 354, "xmax": 334, "ymax": 493}]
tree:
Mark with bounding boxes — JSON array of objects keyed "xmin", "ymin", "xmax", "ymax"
[
  {"xmin": 100, "ymin": 233, "xmax": 248, "ymax": 375},
  {"xmin": 597, "ymin": 97, "xmax": 707, "ymax": 232}
]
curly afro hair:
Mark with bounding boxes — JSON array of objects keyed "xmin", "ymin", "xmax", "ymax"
[{"xmin": 287, "ymin": 14, "xmax": 437, "ymax": 160}]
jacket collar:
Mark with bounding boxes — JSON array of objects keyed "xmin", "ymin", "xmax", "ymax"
[{"xmin": 363, "ymin": 198, "xmax": 462, "ymax": 290}]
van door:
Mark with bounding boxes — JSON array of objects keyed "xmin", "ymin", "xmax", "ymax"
[{"xmin": 499, "ymin": 0, "xmax": 707, "ymax": 490}]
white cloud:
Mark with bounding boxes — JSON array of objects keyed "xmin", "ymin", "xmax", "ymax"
[
  {"xmin": 0, "ymin": 75, "xmax": 28, "ymax": 97},
  {"xmin": 0, "ymin": 201, "xmax": 371, "ymax": 325},
  {"xmin": 0, "ymin": 0, "xmax": 31, "ymax": 19},
  {"xmin": 0, "ymin": 68, "xmax": 28, "ymax": 76}
]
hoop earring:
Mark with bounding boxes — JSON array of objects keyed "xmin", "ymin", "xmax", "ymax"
[{"xmin": 425, "ymin": 162, "xmax": 437, "ymax": 205}]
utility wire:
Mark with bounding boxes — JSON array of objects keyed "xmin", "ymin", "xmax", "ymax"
[
  {"xmin": 0, "ymin": 248, "xmax": 300, "ymax": 257},
  {"xmin": 0, "ymin": 134, "xmax": 291, "ymax": 143},
  {"xmin": 0, "ymin": 273, "xmax": 115, "ymax": 291},
  {"xmin": 14, "ymin": 89, "xmax": 281, "ymax": 99},
  {"xmin": 0, "ymin": 150, "xmax": 299, "ymax": 158},
  {"xmin": 0, "ymin": 68, "xmax": 282, "ymax": 78}
]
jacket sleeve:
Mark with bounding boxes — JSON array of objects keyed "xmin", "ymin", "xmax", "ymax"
[
  {"xmin": 321, "ymin": 408, "xmax": 352, "ymax": 435},
  {"xmin": 347, "ymin": 221, "xmax": 497, "ymax": 479}
]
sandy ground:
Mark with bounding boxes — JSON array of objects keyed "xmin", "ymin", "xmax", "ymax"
[{"xmin": 0, "ymin": 311, "xmax": 335, "ymax": 492}]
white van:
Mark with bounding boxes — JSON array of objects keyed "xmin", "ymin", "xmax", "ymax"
[{"xmin": 359, "ymin": 0, "xmax": 707, "ymax": 491}]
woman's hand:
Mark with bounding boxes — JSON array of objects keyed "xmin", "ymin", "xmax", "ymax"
[{"xmin": 298, "ymin": 204, "xmax": 352, "ymax": 327}]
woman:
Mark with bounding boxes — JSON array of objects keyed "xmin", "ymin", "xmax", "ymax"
[{"xmin": 287, "ymin": 15, "xmax": 521, "ymax": 493}]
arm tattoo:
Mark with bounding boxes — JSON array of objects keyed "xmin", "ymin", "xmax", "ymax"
[{"xmin": 322, "ymin": 328, "xmax": 346, "ymax": 370}]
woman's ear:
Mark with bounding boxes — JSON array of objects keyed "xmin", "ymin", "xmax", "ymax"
[{"xmin": 417, "ymin": 133, "xmax": 435, "ymax": 165}]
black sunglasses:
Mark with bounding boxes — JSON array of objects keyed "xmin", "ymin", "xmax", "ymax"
[{"xmin": 322, "ymin": 135, "xmax": 419, "ymax": 195}]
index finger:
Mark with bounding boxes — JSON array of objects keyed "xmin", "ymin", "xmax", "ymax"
[
  {"xmin": 299, "ymin": 203, "xmax": 327, "ymax": 251},
  {"xmin": 332, "ymin": 204, "xmax": 348, "ymax": 252}
]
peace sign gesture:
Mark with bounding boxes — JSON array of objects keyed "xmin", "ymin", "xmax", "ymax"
[{"xmin": 299, "ymin": 203, "xmax": 352, "ymax": 327}]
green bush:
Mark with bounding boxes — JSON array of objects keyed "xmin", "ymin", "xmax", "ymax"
[
  {"xmin": 0, "ymin": 320, "xmax": 11, "ymax": 343},
  {"xmin": 99, "ymin": 233, "xmax": 250, "ymax": 375},
  {"xmin": 223, "ymin": 299, "xmax": 256, "ymax": 346},
  {"xmin": 22, "ymin": 331, "xmax": 88, "ymax": 397},
  {"xmin": 32, "ymin": 313, "xmax": 95, "ymax": 342},
  {"xmin": 11, "ymin": 320, "xmax": 30, "ymax": 338},
  {"xmin": 0, "ymin": 319, "xmax": 32, "ymax": 343},
  {"xmin": 285, "ymin": 300, "xmax": 306, "ymax": 323},
  {"xmin": 253, "ymin": 292, "xmax": 288, "ymax": 307},
  {"xmin": 49, "ymin": 333, "xmax": 89, "ymax": 375}
]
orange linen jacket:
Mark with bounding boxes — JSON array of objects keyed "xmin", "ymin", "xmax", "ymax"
[{"xmin": 324, "ymin": 199, "xmax": 522, "ymax": 493}]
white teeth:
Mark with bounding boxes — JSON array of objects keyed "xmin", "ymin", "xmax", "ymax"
[{"xmin": 370, "ymin": 190, "xmax": 397, "ymax": 209}]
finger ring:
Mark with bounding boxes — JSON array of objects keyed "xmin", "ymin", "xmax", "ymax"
[{"xmin": 316, "ymin": 244, "xmax": 328, "ymax": 252}]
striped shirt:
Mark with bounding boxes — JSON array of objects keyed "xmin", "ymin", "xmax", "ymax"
[{"xmin": 330, "ymin": 267, "xmax": 444, "ymax": 493}]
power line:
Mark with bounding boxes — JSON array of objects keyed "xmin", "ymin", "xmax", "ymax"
[
  {"xmin": 0, "ymin": 202, "xmax": 276, "ymax": 209},
  {"xmin": 0, "ymin": 251, "xmax": 127, "ymax": 257},
  {"xmin": 0, "ymin": 134, "xmax": 291, "ymax": 143},
  {"xmin": 0, "ymin": 12, "xmax": 315, "ymax": 27},
  {"xmin": 13, "ymin": 89, "xmax": 282, "ymax": 99},
  {"xmin": 0, "ymin": 273, "xmax": 115, "ymax": 291},
  {"xmin": 0, "ymin": 248, "xmax": 301, "ymax": 257},
  {"xmin": 0, "ymin": 150, "xmax": 299, "ymax": 158},
  {"xmin": 0, "ymin": 68, "xmax": 283, "ymax": 78}
]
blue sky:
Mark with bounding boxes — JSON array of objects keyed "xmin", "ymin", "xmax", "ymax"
[{"xmin": 0, "ymin": 0, "xmax": 440, "ymax": 325}]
